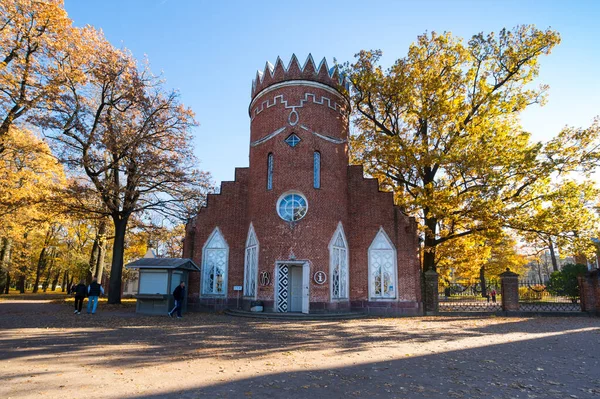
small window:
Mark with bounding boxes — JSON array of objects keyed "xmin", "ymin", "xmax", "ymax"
[
  {"xmin": 313, "ymin": 151, "xmax": 321, "ymax": 188},
  {"xmin": 267, "ymin": 153, "xmax": 273, "ymax": 190},
  {"xmin": 285, "ymin": 133, "xmax": 301, "ymax": 147},
  {"xmin": 277, "ymin": 192, "xmax": 308, "ymax": 222}
]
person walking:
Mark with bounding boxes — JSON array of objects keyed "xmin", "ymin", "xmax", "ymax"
[
  {"xmin": 491, "ymin": 289, "xmax": 497, "ymax": 303},
  {"xmin": 168, "ymin": 281, "xmax": 185, "ymax": 318},
  {"xmin": 73, "ymin": 280, "xmax": 87, "ymax": 315},
  {"xmin": 87, "ymin": 277, "xmax": 104, "ymax": 314}
]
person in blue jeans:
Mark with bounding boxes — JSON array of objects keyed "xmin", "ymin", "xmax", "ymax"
[
  {"xmin": 87, "ymin": 277, "xmax": 104, "ymax": 314},
  {"xmin": 168, "ymin": 281, "xmax": 185, "ymax": 318}
]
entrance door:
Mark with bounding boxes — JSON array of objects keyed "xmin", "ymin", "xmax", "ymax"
[
  {"xmin": 302, "ymin": 264, "xmax": 309, "ymax": 314},
  {"xmin": 289, "ymin": 266, "xmax": 303, "ymax": 312}
]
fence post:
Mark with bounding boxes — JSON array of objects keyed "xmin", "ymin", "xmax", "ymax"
[
  {"xmin": 579, "ymin": 270, "xmax": 599, "ymax": 315},
  {"xmin": 424, "ymin": 269, "xmax": 439, "ymax": 314},
  {"xmin": 500, "ymin": 268, "xmax": 519, "ymax": 312}
]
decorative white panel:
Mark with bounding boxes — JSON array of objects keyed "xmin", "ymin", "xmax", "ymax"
[
  {"xmin": 369, "ymin": 228, "xmax": 397, "ymax": 299},
  {"xmin": 202, "ymin": 228, "xmax": 228, "ymax": 295},
  {"xmin": 329, "ymin": 222, "xmax": 349, "ymax": 300},
  {"xmin": 244, "ymin": 224, "xmax": 259, "ymax": 298},
  {"xmin": 277, "ymin": 265, "xmax": 289, "ymax": 312}
]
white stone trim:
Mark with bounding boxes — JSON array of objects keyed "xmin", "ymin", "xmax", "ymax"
[
  {"xmin": 368, "ymin": 227, "xmax": 398, "ymax": 301},
  {"xmin": 276, "ymin": 191, "xmax": 308, "ymax": 222},
  {"xmin": 251, "ymin": 127, "xmax": 286, "ymax": 147},
  {"xmin": 329, "ymin": 222, "xmax": 349, "ymax": 300},
  {"xmin": 243, "ymin": 223, "xmax": 259, "ymax": 299},
  {"xmin": 201, "ymin": 227, "xmax": 229, "ymax": 297},
  {"xmin": 250, "ymin": 81, "xmax": 348, "ymax": 116}
]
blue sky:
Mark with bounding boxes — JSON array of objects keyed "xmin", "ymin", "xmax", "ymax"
[{"xmin": 64, "ymin": 0, "xmax": 600, "ymax": 185}]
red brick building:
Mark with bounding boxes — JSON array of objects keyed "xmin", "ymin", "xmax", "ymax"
[{"xmin": 183, "ymin": 55, "xmax": 422, "ymax": 315}]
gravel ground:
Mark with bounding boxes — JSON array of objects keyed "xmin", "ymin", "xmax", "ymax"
[{"xmin": 1, "ymin": 298, "xmax": 599, "ymax": 399}]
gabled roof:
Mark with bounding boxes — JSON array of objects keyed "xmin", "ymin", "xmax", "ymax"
[{"xmin": 125, "ymin": 258, "xmax": 200, "ymax": 272}]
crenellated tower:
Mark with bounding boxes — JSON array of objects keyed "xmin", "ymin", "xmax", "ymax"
[
  {"xmin": 247, "ymin": 55, "xmax": 352, "ymax": 307},
  {"xmin": 184, "ymin": 54, "xmax": 421, "ymax": 316}
]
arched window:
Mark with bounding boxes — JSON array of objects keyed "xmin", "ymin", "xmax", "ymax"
[
  {"xmin": 267, "ymin": 153, "xmax": 273, "ymax": 190},
  {"xmin": 329, "ymin": 222, "xmax": 348, "ymax": 299},
  {"xmin": 202, "ymin": 227, "xmax": 228, "ymax": 295},
  {"xmin": 244, "ymin": 224, "xmax": 259, "ymax": 298},
  {"xmin": 313, "ymin": 151, "xmax": 320, "ymax": 188},
  {"xmin": 368, "ymin": 228, "xmax": 397, "ymax": 299}
]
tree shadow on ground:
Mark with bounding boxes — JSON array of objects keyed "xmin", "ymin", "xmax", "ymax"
[
  {"xmin": 6, "ymin": 327, "xmax": 599, "ymax": 399},
  {"xmin": 1, "ymin": 300, "xmax": 599, "ymax": 374},
  {"xmin": 128, "ymin": 329, "xmax": 600, "ymax": 399}
]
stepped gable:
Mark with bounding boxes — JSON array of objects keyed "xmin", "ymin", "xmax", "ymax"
[{"xmin": 251, "ymin": 54, "xmax": 350, "ymax": 100}]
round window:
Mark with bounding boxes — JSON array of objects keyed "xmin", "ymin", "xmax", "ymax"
[{"xmin": 277, "ymin": 193, "xmax": 308, "ymax": 222}]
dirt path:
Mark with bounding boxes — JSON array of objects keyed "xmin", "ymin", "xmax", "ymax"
[{"xmin": 1, "ymin": 299, "xmax": 599, "ymax": 398}]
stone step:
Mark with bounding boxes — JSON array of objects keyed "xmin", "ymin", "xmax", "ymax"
[{"xmin": 224, "ymin": 309, "xmax": 367, "ymax": 321}]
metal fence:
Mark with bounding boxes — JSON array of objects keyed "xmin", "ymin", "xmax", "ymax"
[
  {"xmin": 518, "ymin": 280, "xmax": 581, "ymax": 312},
  {"xmin": 438, "ymin": 282, "xmax": 501, "ymax": 312}
]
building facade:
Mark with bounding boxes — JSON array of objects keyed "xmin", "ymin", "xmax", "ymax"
[{"xmin": 183, "ymin": 55, "xmax": 422, "ymax": 315}]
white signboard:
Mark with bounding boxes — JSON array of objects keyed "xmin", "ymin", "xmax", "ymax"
[
  {"xmin": 233, "ymin": 286, "xmax": 243, "ymax": 291},
  {"xmin": 313, "ymin": 271, "xmax": 327, "ymax": 285}
]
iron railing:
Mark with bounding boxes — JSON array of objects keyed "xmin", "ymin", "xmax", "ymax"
[
  {"xmin": 438, "ymin": 283, "xmax": 501, "ymax": 312},
  {"xmin": 518, "ymin": 280, "xmax": 581, "ymax": 312}
]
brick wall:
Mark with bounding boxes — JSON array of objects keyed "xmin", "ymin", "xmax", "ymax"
[{"xmin": 183, "ymin": 58, "xmax": 422, "ymax": 315}]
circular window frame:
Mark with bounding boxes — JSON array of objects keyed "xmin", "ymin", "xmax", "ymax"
[{"xmin": 276, "ymin": 191, "xmax": 308, "ymax": 222}]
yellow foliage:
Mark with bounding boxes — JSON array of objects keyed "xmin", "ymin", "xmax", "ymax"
[
  {"xmin": 0, "ymin": 127, "xmax": 65, "ymax": 237},
  {"xmin": 346, "ymin": 27, "xmax": 600, "ymax": 272}
]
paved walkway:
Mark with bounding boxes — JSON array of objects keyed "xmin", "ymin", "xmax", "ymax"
[{"xmin": 1, "ymin": 298, "xmax": 599, "ymax": 398}]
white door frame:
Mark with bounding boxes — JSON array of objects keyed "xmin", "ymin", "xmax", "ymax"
[{"xmin": 275, "ymin": 261, "xmax": 310, "ymax": 314}]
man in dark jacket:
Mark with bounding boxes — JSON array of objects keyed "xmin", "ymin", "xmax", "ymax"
[
  {"xmin": 74, "ymin": 280, "xmax": 87, "ymax": 314},
  {"xmin": 168, "ymin": 281, "xmax": 185, "ymax": 318},
  {"xmin": 87, "ymin": 277, "xmax": 104, "ymax": 314}
]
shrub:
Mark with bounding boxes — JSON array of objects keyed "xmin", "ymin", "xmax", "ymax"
[{"xmin": 547, "ymin": 263, "xmax": 588, "ymax": 299}]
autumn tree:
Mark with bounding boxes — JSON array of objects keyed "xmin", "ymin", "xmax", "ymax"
[
  {"xmin": 0, "ymin": 126, "xmax": 65, "ymax": 292},
  {"xmin": 44, "ymin": 32, "xmax": 211, "ymax": 303},
  {"xmin": 0, "ymin": 0, "xmax": 85, "ymax": 152},
  {"xmin": 346, "ymin": 26, "xmax": 600, "ymax": 275}
]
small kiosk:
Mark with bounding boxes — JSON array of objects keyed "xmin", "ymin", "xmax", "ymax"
[{"xmin": 125, "ymin": 258, "xmax": 200, "ymax": 315}]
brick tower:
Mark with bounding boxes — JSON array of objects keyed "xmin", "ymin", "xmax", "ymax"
[{"xmin": 184, "ymin": 55, "xmax": 422, "ymax": 315}]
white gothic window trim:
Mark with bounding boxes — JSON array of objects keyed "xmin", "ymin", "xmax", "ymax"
[
  {"xmin": 368, "ymin": 227, "xmax": 397, "ymax": 300},
  {"xmin": 202, "ymin": 227, "xmax": 229, "ymax": 296},
  {"xmin": 329, "ymin": 222, "xmax": 349, "ymax": 300},
  {"xmin": 243, "ymin": 223, "xmax": 259, "ymax": 298}
]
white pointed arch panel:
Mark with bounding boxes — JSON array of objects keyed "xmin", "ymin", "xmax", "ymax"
[
  {"xmin": 329, "ymin": 222, "xmax": 349, "ymax": 300},
  {"xmin": 202, "ymin": 227, "xmax": 229, "ymax": 296},
  {"xmin": 243, "ymin": 223, "xmax": 259, "ymax": 298},
  {"xmin": 368, "ymin": 227, "xmax": 397, "ymax": 300}
]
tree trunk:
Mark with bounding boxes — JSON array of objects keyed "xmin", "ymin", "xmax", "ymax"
[
  {"xmin": 61, "ymin": 271, "xmax": 68, "ymax": 292},
  {"xmin": 548, "ymin": 238, "xmax": 559, "ymax": 272},
  {"xmin": 87, "ymin": 237, "xmax": 100, "ymax": 283},
  {"xmin": 0, "ymin": 237, "xmax": 9, "ymax": 294},
  {"xmin": 108, "ymin": 216, "xmax": 128, "ymax": 304},
  {"xmin": 94, "ymin": 220, "xmax": 107, "ymax": 281},
  {"xmin": 33, "ymin": 246, "xmax": 47, "ymax": 294},
  {"xmin": 96, "ymin": 241, "xmax": 106, "ymax": 281},
  {"xmin": 5, "ymin": 273, "xmax": 10, "ymax": 294},
  {"xmin": 88, "ymin": 220, "xmax": 108, "ymax": 282},
  {"xmin": 51, "ymin": 269, "xmax": 60, "ymax": 291},
  {"xmin": 18, "ymin": 275, "xmax": 25, "ymax": 293},
  {"xmin": 42, "ymin": 267, "xmax": 52, "ymax": 292},
  {"xmin": 480, "ymin": 265, "xmax": 487, "ymax": 298},
  {"xmin": 0, "ymin": 237, "xmax": 13, "ymax": 294},
  {"xmin": 422, "ymin": 215, "xmax": 437, "ymax": 272}
]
